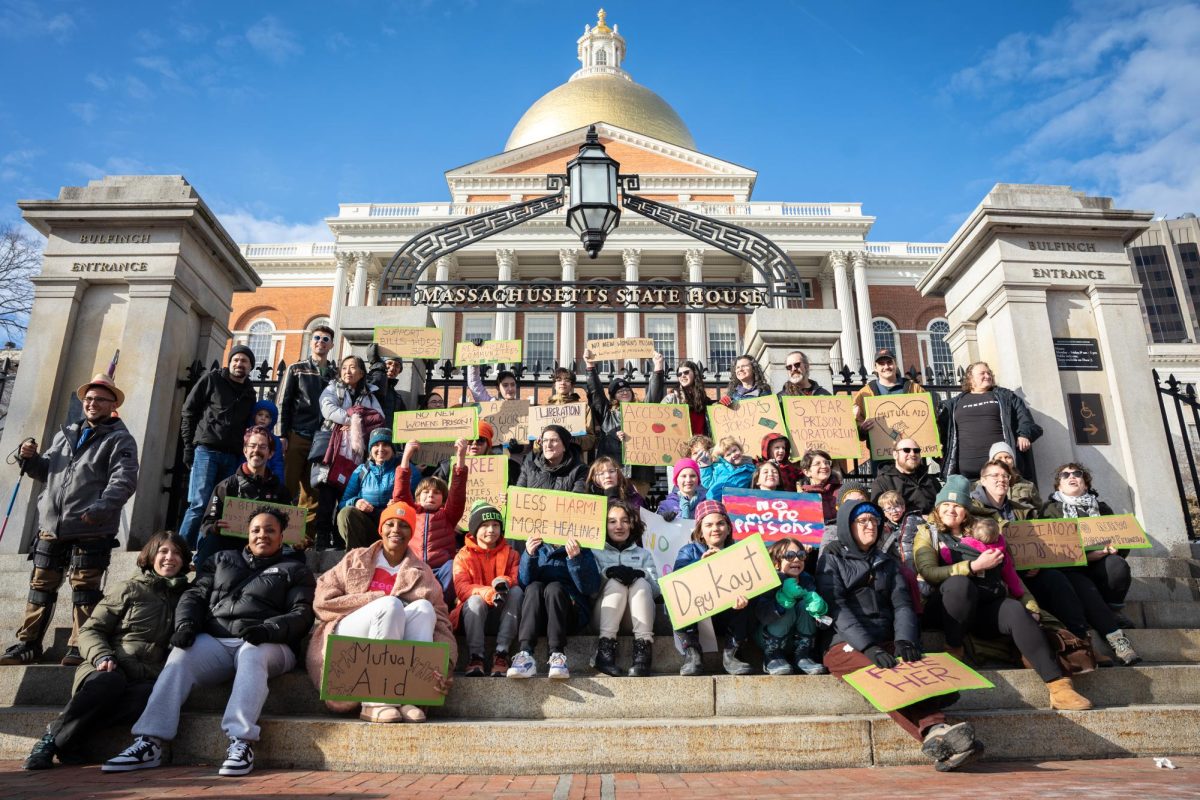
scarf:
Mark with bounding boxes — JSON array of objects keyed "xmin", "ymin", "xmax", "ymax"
[{"xmin": 1051, "ymin": 490, "xmax": 1101, "ymax": 518}]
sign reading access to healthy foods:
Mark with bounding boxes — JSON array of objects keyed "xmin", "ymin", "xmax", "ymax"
[
  {"xmin": 320, "ymin": 636, "xmax": 450, "ymax": 706},
  {"xmin": 621, "ymin": 402, "xmax": 691, "ymax": 467},
  {"xmin": 842, "ymin": 652, "xmax": 994, "ymax": 713},
  {"xmin": 864, "ymin": 393, "xmax": 941, "ymax": 460},
  {"xmin": 503, "ymin": 487, "xmax": 606, "ymax": 550},
  {"xmin": 723, "ymin": 489, "xmax": 825, "ymax": 545},
  {"xmin": 659, "ymin": 533, "xmax": 780, "ymax": 629}
]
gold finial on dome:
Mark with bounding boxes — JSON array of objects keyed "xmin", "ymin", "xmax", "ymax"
[{"xmin": 595, "ymin": 9, "xmax": 611, "ymax": 32}]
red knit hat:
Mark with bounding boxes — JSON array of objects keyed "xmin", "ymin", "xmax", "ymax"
[
  {"xmin": 692, "ymin": 499, "xmax": 728, "ymax": 521},
  {"xmin": 378, "ymin": 501, "xmax": 417, "ymax": 537}
]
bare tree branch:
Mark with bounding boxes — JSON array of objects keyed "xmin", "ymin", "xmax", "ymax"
[{"xmin": 0, "ymin": 225, "xmax": 40, "ymax": 340}]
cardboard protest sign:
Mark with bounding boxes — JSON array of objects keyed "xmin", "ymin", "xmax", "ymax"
[
  {"xmin": 864, "ymin": 393, "xmax": 941, "ymax": 460},
  {"xmin": 454, "ymin": 339, "xmax": 522, "ymax": 366},
  {"xmin": 412, "ymin": 441, "xmax": 455, "ymax": 469},
  {"xmin": 1077, "ymin": 514, "xmax": 1152, "ymax": 551},
  {"xmin": 393, "ymin": 407, "xmax": 479, "ymax": 444},
  {"xmin": 586, "ymin": 337, "xmax": 654, "ymax": 363},
  {"xmin": 220, "ymin": 496, "xmax": 307, "ymax": 545},
  {"xmin": 782, "ymin": 395, "xmax": 861, "ymax": 460},
  {"xmin": 723, "ymin": 489, "xmax": 825, "ymax": 545},
  {"xmin": 504, "ymin": 487, "xmax": 606, "ymax": 549},
  {"xmin": 659, "ymin": 533, "xmax": 781, "ymax": 629},
  {"xmin": 640, "ymin": 508, "xmax": 695, "ymax": 578},
  {"xmin": 478, "ymin": 399, "xmax": 530, "ymax": 443},
  {"xmin": 320, "ymin": 636, "xmax": 450, "ymax": 706},
  {"xmin": 374, "ymin": 326, "xmax": 444, "ymax": 360},
  {"xmin": 621, "ymin": 402, "xmax": 691, "ymax": 467},
  {"xmin": 526, "ymin": 402, "xmax": 588, "ymax": 440},
  {"xmin": 842, "ymin": 652, "xmax": 994, "ymax": 713},
  {"xmin": 451, "ymin": 455, "xmax": 510, "ymax": 530},
  {"xmin": 706, "ymin": 395, "xmax": 787, "ymax": 452},
  {"xmin": 1003, "ymin": 518, "xmax": 1087, "ymax": 570}
]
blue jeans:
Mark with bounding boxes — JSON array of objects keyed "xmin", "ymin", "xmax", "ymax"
[
  {"xmin": 432, "ymin": 559, "xmax": 455, "ymax": 610},
  {"xmin": 178, "ymin": 445, "xmax": 239, "ymax": 549}
]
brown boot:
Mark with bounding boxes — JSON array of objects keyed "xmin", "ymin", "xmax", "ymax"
[{"xmin": 1047, "ymin": 677, "xmax": 1092, "ymax": 710}]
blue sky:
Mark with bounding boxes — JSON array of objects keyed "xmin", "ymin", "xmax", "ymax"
[{"xmin": 1, "ymin": 0, "xmax": 1197, "ymax": 246}]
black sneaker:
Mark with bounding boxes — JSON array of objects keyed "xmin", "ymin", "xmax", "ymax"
[
  {"xmin": 102, "ymin": 736, "xmax": 162, "ymax": 772},
  {"xmin": 921, "ymin": 721, "xmax": 976, "ymax": 761},
  {"xmin": 218, "ymin": 737, "xmax": 254, "ymax": 776},
  {"xmin": 0, "ymin": 642, "xmax": 41, "ymax": 666},
  {"xmin": 465, "ymin": 654, "xmax": 486, "ymax": 677},
  {"xmin": 22, "ymin": 733, "xmax": 56, "ymax": 770},
  {"xmin": 60, "ymin": 646, "xmax": 84, "ymax": 667}
]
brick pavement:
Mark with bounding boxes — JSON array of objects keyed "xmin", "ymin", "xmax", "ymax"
[{"xmin": 0, "ymin": 757, "xmax": 1195, "ymax": 799}]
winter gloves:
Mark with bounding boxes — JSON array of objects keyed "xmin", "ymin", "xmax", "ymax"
[
  {"xmin": 605, "ymin": 565, "xmax": 643, "ymax": 586},
  {"xmin": 774, "ymin": 577, "xmax": 829, "ymax": 617}
]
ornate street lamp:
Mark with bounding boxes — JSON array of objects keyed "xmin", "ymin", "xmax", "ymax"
[{"xmin": 565, "ymin": 125, "xmax": 621, "ymax": 259}]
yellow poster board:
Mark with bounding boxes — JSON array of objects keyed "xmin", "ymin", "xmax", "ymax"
[
  {"xmin": 706, "ymin": 395, "xmax": 787, "ymax": 452},
  {"xmin": 503, "ymin": 487, "xmax": 606, "ymax": 549},
  {"xmin": 526, "ymin": 402, "xmax": 588, "ymax": 441},
  {"xmin": 863, "ymin": 393, "xmax": 941, "ymax": 460},
  {"xmin": 392, "ymin": 407, "xmax": 479, "ymax": 444},
  {"xmin": 451, "ymin": 455, "xmax": 510, "ymax": 531},
  {"xmin": 842, "ymin": 652, "xmax": 994, "ymax": 712},
  {"xmin": 1004, "ymin": 518, "xmax": 1087, "ymax": 570},
  {"xmin": 478, "ymin": 399, "xmax": 530, "ymax": 443},
  {"xmin": 1077, "ymin": 514, "xmax": 1152, "ymax": 551},
  {"xmin": 586, "ymin": 337, "xmax": 654, "ymax": 363},
  {"xmin": 621, "ymin": 402, "xmax": 691, "ymax": 467},
  {"xmin": 659, "ymin": 533, "xmax": 780, "ymax": 629},
  {"xmin": 374, "ymin": 326, "xmax": 444, "ymax": 360},
  {"xmin": 454, "ymin": 339, "xmax": 522, "ymax": 366},
  {"xmin": 782, "ymin": 395, "xmax": 861, "ymax": 460}
]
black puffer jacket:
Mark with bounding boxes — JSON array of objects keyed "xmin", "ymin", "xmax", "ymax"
[
  {"xmin": 870, "ymin": 462, "xmax": 942, "ymax": 515},
  {"xmin": 278, "ymin": 358, "xmax": 336, "ymax": 440},
  {"xmin": 177, "ymin": 548, "xmax": 315, "ymax": 645},
  {"xmin": 181, "ymin": 368, "xmax": 258, "ymax": 455},
  {"xmin": 515, "ymin": 448, "xmax": 588, "ymax": 493},
  {"xmin": 817, "ymin": 500, "xmax": 919, "ymax": 652}
]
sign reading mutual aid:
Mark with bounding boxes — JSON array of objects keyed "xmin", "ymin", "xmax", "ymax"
[
  {"xmin": 503, "ymin": 487, "xmax": 606, "ymax": 550},
  {"xmin": 451, "ymin": 455, "xmax": 510, "ymax": 531},
  {"xmin": 526, "ymin": 402, "xmax": 588, "ymax": 440},
  {"xmin": 621, "ymin": 402, "xmax": 691, "ymax": 467},
  {"xmin": 723, "ymin": 489, "xmax": 825, "ymax": 545},
  {"xmin": 782, "ymin": 395, "xmax": 861, "ymax": 460},
  {"xmin": 706, "ymin": 395, "xmax": 787, "ymax": 451},
  {"xmin": 842, "ymin": 652, "xmax": 994, "ymax": 713},
  {"xmin": 393, "ymin": 407, "xmax": 479, "ymax": 444},
  {"xmin": 454, "ymin": 338, "xmax": 522, "ymax": 366},
  {"xmin": 864, "ymin": 393, "xmax": 941, "ymax": 460},
  {"xmin": 659, "ymin": 533, "xmax": 781, "ymax": 629},
  {"xmin": 1077, "ymin": 514, "xmax": 1152, "ymax": 551},
  {"xmin": 320, "ymin": 636, "xmax": 450, "ymax": 707},
  {"xmin": 586, "ymin": 337, "xmax": 654, "ymax": 363},
  {"xmin": 1004, "ymin": 518, "xmax": 1088, "ymax": 570},
  {"xmin": 373, "ymin": 326, "xmax": 444, "ymax": 360},
  {"xmin": 220, "ymin": 497, "xmax": 308, "ymax": 546}
]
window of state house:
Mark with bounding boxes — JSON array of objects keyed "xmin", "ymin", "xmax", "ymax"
[
  {"xmin": 647, "ymin": 315, "xmax": 677, "ymax": 366},
  {"xmin": 586, "ymin": 315, "xmax": 617, "ymax": 373},
  {"xmin": 524, "ymin": 316, "xmax": 557, "ymax": 369},
  {"xmin": 461, "ymin": 314, "xmax": 495, "ymax": 344},
  {"xmin": 706, "ymin": 317, "xmax": 739, "ymax": 373},
  {"xmin": 926, "ymin": 319, "xmax": 954, "ymax": 379},
  {"xmin": 246, "ymin": 319, "xmax": 277, "ymax": 369},
  {"xmin": 872, "ymin": 318, "xmax": 901, "ymax": 367}
]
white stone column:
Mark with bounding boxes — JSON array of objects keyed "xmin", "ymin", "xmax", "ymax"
[
  {"xmin": 330, "ymin": 251, "xmax": 350, "ymax": 338},
  {"xmin": 432, "ymin": 255, "xmax": 455, "ymax": 356},
  {"xmin": 819, "ymin": 271, "xmax": 842, "ymax": 372},
  {"xmin": 851, "ymin": 250, "xmax": 875, "ymax": 365},
  {"xmin": 829, "ymin": 250, "xmax": 860, "ymax": 370},
  {"xmin": 622, "ymin": 248, "xmax": 641, "ymax": 338},
  {"xmin": 495, "ymin": 249, "xmax": 517, "ymax": 342},
  {"xmin": 367, "ymin": 278, "xmax": 379, "ymax": 307},
  {"xmin": 559, "ymin": 248, "xmax": 579, "ymax": 368},
  {"xmin": 350, "ymin": 251, "xmax": 370, "ymax": 307},
  {"xmin": 684, "ymin": 248, "xmax": 707, "ymax": 365}
]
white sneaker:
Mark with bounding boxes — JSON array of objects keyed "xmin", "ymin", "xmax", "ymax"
[
  {"xmin": 506, "ymin": 650, "xmax": 537, "ymax": 679},
  {"xmin": 218, "ymin": 737, "xmax": 254, "ymax": 777},
  {"xmin": 547, "ymin": 651, "xmax": 570, "ymax": 680},
  {"xmin": 101, "ymin": 736, "xmax": 162, "ymax": 772}
]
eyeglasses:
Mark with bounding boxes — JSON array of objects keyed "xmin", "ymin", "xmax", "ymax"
[
  {"xmin": 785, "ymin": 363, "xmax": 805, "ymax": 372},
  {"xmin": 982, "ymin": 472, "xmax": 1010, "ymax": 481},
  {"xmin": 312, "ymin": 334, "xmax": 332, "ymax": 343},
  {"xmin": 895, "ymin": 447, "xmax": 921, "ymax": 454},
  {"xmin": 882, "ymin": 505, "xmax": 904, "ymax": 513},
  {"xmin": 780, "ymin": 551, "xmax": 805, "ymax": 561},
  {"xmin": 82, "ymin": 395, "xmax": 115, "ymax": 405},
  {"xmin": 1059, "ymin": 469, "xmax": 1085, "ymax": 479}
]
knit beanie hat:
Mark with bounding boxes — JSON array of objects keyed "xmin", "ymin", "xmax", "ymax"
[
  {"xmin": 673, "ymin": 457, "xmax": 702, "ymax": 486},
  {"xmin": 838, "ymin": 482, "xmax": 869, "ymax": 505},
  {"xmin": 849, "ymin": 500, "xmax": 883, "ymax": 521},
  {"xmin": 476, "ymin": 421, "xmax": 495, "ymax": 446},
  {"xmin": 229, "ymin": 344, "xmax": 255, "ymax": 365},
  {"xmin": 693, "ymin": 499, "xmax": 728, "ymax": 521},
  {"xmin": 609, "ymin": 377, "xmax": 633, "ymax": 400},
  {"xmin": 988, "ymin": 441, "xmax": 1015, "ymax": 461},
  {"xmin": 935, "ymin": 474, "xmax": 972, "ymax": 508},
  {"xmin": 468, "ymin": 500, "xmax": 504, "ymax": 537},
  {"xmin": 368, "ymin": 429, "xmax": 393, "ymax": 449},
  {"xmin": 378, "ymin": 501, "xmax": 417, "ymax": 536}
]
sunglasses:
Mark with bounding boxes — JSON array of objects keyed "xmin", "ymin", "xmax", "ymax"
[
  {"xmin": 1060, "ymin": 469, "xmax": 1085, "ymax": 479},
  {"xmin": 312, "ymin": 334, "xmax": 332, "ymax": 343},
  {"xmin": 678, "ymin": 369, "xmax": 693, "ymax": 376},
  {"xmin": 895, "ymin": 447, "xmax": 921, "ymax": 454},
  {"xmin": 785, "ymin": 363, "xmax": 805, "ymax": 371},
  {"xmin": 780, "ymin": 551, "xmax": 805, "ymax": 561}
]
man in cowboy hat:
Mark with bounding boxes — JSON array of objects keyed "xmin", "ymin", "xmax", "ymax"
[{"xmin": 1, "ymin": 373, "xmax": 140, "ymax": 666}]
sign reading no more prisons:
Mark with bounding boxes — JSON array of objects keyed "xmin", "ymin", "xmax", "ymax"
[
  {"xmin": 320, "ymin": 636, "xmax": 450, "ymax": 706},
  {"xmin": 659, "ymin": 533, "xmax": 781, "ymax": 629},
  {"xmin": 842, "ymin": 652, "xmax": 994, "ymax": 713},
  {"xmin": 503, "ymin": 486, "xmax": 606, "ymax": 550},
  {"xmin": 374, "ymin": 326, "xmax": 444, "ymax": 360},
  {"xmin": 722, "ymin": 489, "xmax": 825, "ymax": 545},
  {"xmin": 220, "ymin": 497, "xmax": 308, "ymax": 546}
]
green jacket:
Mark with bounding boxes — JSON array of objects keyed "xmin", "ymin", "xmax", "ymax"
[{"xmin": 73, "ymin": 570, "xmax": 190, "ymax": 693}]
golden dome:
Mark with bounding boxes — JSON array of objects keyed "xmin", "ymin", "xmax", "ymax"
[{"xmin": 505, "ymin": 74, "xmax": 696, "ymax": 152}]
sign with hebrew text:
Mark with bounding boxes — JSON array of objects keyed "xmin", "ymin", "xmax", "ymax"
[
  {"xmin": 782, "ymin": 395, "xmax": 861, "ymax": 460},
  {"xmin": 1077, "ymin": 514, "xmax": 1152, "ymax": 551},
  {"xmin": 1004, "ymin": 518, "xmax": 1087, "ymax": 570},
  {"xmin": 842, "ymin": 652, "xmax": 993, "ymax": 713},
  {"xmin": 659, "ymin": 533, "xmax": 780, "ymax": 629},
  {"xmin": 706, "ymin": 395, "xmax": 786, "ymax": 452},
  {"xmin": 374, "ymin": 326, "xmax": 444, "ymax": 360},
  {"xmin": 320, "ymin": 636, "xmax": 450, "ymax": 706},
  {"xmin": 621, "ymin": 402, "xmax": 691, "ymax": 466},
  {"xmin": 864, "ymin": 393, "xmax": 941, "ymax": 460}
]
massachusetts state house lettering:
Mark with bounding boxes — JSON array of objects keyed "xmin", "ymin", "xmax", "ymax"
[
  {"xmin": 1027, "ymin": 240, "xmax": 1097, "ymax": 252},
  {"xmin": 1031, "ymin": 268, "xmax": 1106, "ymax": 281},
  {"xmin": 71, "ymin": 261, "xmax": 150, "ymax": 273},
  {"xmin": 412, "ymin": 284, "xmax": 769, "ymax": 310},
  {"xmin": 77, "ymin": 232, "xmax": 152, "ymax": 244}
]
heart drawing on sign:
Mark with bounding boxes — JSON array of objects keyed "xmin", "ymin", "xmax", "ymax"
[{"xmin": 873, "ymin": 399, "xmax": 929, "ymax": 441}]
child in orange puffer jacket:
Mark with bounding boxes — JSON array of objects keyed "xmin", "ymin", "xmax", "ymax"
[{"xmin": 451, "ymin": 501, "xmax": 521, "ymax": 677}]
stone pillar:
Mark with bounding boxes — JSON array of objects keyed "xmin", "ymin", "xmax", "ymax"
[
  {"xmin": 819, "ymin": 271, "xmax": 842, "ymax": 372},
  {"xmin": 558, "ymin": 248, "xmax": 579, "ymax": 368},
  {"xmin": 744, "ymin": 308, "xmax": 843, "ymax": 392},
  {"xmin": 495, "ymin": 249, "xmax": 516, "ymax": 342},
  {"xmin": 851, "ymin": 250, "xmax": 875, "ymax": 365},
  {"xmin": 330, "ymin": 251, "xmax": 350, "ymax": 340},
  {"xmin": 433, "ymin": 255, "xmax": 455, "ymax": 357},
  {"xmin": 622, "ymin": 248, "xmax": 641, "ymax": 338},
  {"xmin": 350, "ymin": 251, "xmax": 370, "ymax": 307},
  {"xmin": 684, "ymin": 249, "xmax": 707, "ymax": 365},
  {"xmin": 829, "ymin": 251, "xmax": 860, "ymax": 370},
  {"xmin": 367, "ymin": 278, "xmax": 380, "ymax": 307},
  {"xmin": 5, "ymin": 175, "xmax": 259, "ymax": 552}
]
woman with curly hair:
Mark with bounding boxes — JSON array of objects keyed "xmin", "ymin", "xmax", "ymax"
[{"xmin": 724, "ymin": 355, "xmax": 772, "ymax": 402}]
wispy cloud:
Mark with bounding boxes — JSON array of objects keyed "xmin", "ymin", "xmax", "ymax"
[
  {"xmin": 0, "ymin": 1, "xmax": 74, "ymax": 41},
  {"xmin": 245, "ymin": 16, "xmax": 302, "ymax": 63},
  {"xmin": 134, "ymin": 56, "xmax": 180, "ymax": 82},
  {"xmin": 218, "ymin": 208, "xmax": 332, "ymax": 244},
  {"xmin": 69, "ymin": 102, "xmax": 97, "ymax": 124},
  {"xmin": 0, "ymin": 148, "xmax": 42, "ymax": 183},
  {"xmin": 124, "ymin": 75, "xmax": 153, "ymax": 101},
  {"xmin": 85, "ymin": 73, "xmax": 111, "ymax": 91}
]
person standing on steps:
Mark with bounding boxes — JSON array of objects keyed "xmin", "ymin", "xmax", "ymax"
[
  {"xmin": 1, "ymin": 374, "xmax": 139, "ymax": 668},
  {"xmin": 276, "ymin": 325, "xmax": 336, "ymax": 526}
]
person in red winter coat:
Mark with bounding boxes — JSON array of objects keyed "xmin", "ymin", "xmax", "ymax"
[
  {"xmin": 761, "ymin": 433, "xmax": 804, "ymax": 492},
  {"xmin": 391, "ymin": 439, "xmax": 468, "ymax": 607}
]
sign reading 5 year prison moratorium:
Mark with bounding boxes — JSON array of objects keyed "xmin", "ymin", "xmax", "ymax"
[
  {"xmin": 782, "ymin": 395, "xmax": 860, "ymax": 460},
  {"xmin": 373, "ymin": 326, "xmax": 444, "ymax": 360},
  {"xmin": 503, "ymin": 487, "xmax": 606, "ymax": 550},
  {"xmin": 864, "ymin": 393, "xmax": 941, "ymax": 460},
  {"xmin": 393, "ymin": 407, "xmax": 479, "ymax": 444},
  {"xmin": 659, "ymin": 533, "xmax": 780, "ymax": 629},
  {"xmin": 320, "ymin": 636, "xmax": 450, "ymax": 706},
  {"xmin": 621, "ymin": 402, "xmax": 691, "ymax": 466}
]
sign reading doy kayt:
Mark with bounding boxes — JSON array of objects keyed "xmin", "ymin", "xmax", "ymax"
[
  {"xmin": 393, "ymin": 407, "xmax": 479, "ymax": 444},
  {"xmin": 659, "ymin": 533, "xmax": 780, "ymax": 629},
  {"xmin": 1003, "ymin": 518, "xmax": 1087, "ymax": 570},
  {"xmin": 864, "ymin": 393, "xmax": 941, "ymax": 460},
  {"xmin": 621, "ymin": 402, "xmax": 691, "ymax": 467},
  {"xmin": 782, "ymin": 395, "xmax": 861, "ymax": 460},
  {"xmin": 220, "ymin": 497, "xmax": 308, "ymax": 545},
  {"xmin": 320, "ymin": 636, "xmax": 450, "ymax": 706},
  {"xmin": 503, "ymin": 487, "xmax": 606, "ymax": 549},
  {"xmin": 706, "ymin": 395, "xmax": 787, "ymax": 451},
  {"xmin": 586, "ymin": 337, "xmax": 655, "ymax": 363},
  {"xmin": 373, "ymin": 326, "xmax": 444, "ymax": 360},
  {"xmin": 454, "ymin": 339, "xmax": 523, "ymax": 366}
]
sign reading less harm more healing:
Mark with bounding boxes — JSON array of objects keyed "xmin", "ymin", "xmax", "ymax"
[
  {"xmin": 220, "ymin": 496, "xmax": 308, "ymax": 545},
  {"xmin": 450, "ymin": 455, "xmax": 510, "ymax": 531},
  {"xmin": 723, "ymin": 489, "xmax": 825, "ymax": 545},
  {"xmin": 478, "ymin": 399, "xmax": 530, "ymax": 443},
  {"xmin": 1003, "ymin": 518, "xmax": 1087, "ymax": 570},
  {"xmin": 586, "ymin": 337, "xmax": 655, "ymax": 363},
  {"xmin": 503, "ymin": 487, "xmax": 606, "ymax": 550},
  {"xmin": 393, "ymin": 407, "xmax": 479, "ymax": 444},
  {"xmin": 373, "ymin": 326, "xmax": 444, "ymax": 360},
  {"xmin": 706, "ymin": 395, "xmax": 787, "ymax": 452},
  {"xmin": 842, "ymin": 652, "xmax": 994, "ymax": 713},
  {"xmin": 621, "ymin": 402, "xmax": 691, "ymax": 466},
  {"xmin": 320, "ymin": 636, "xmax": 450, "ymax": 706},
  {"xmin": 659, "ymin": 533, "xmax": 781, "ymax": 629},
  {"xmin": 454, "ymin": 338, "xmax": 523, "ymax": 366},
  {"xmin": 864, "ymin": 393, "xmax": 941, "ymax": 460},
  {"xmin": 1077, "ymin": 514, "xmax": 1152, "ymax": 551},
  {"xmin": 526, "ymin": 402, "xmax": 588, "ymax": 441},
  {"xmin": 781, "ymin": 395, "xmax": 860, "ymax": 460}
]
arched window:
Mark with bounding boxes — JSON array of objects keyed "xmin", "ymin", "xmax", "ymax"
[
  {"xmin": 303, "ymin": 317, "xmax": 332, "ymax": 359},
  {"xmin": 872, "ymin": 318, "xmax": 899, "ymax": 365},
  {"xmin": 596, "ymin": 49, "xmax": 608, "ymax": 66},
  {"xmin": 246, "ymin": 319, "xmax": 274, "ymax": 366},
  {"xmin": 927, "ymin": 319, "xmax": 954, "ymax": 379}
]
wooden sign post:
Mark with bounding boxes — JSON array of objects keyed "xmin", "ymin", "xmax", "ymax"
[
  {"xmin": 842, "ymin": 652, "xmax": 994, "ymax": 712},
  {"xmin": 1004, "ymin": 518, "xmax": 1088, "ymax": 570},
  {"xmin": 220, "ymin": 497, "xmax": 308, "ymax": 545},
  {"xmin": 706, "ymin": 395, "xmax": 787, "ymax": 451},
  {"xmin": 478, "ymin": 399, "xmax": 530, "ymax": 443},
  {"xmin": 393, "ymin": 407, "xmax": 479, "ymax": 444},
  {"xmin": 320, "ymin": 636, "xmax": 450, "ymax": 706},
  {"xmin": 451, "ymin": 455, "xmax": 510, "ymax": 530},
  {"xmin": 659, "ymin": 533, "xmax": 781, "ymax": 629},
  {"xmin": 1077, "ymin": 514, "xmax": 1152, "ymax": 551},
  {"xmin": 621, "ymin": 402, "xmax": 691, "ymax": 467},
  {"xmin": 722, "ymin": 489, "xmax": 825, "ymax": 545},
  {"xmin": 586, "ymin": 337, "xmax": 654, "ymax": 363},
  {"xmin": 864, "ymin": 393, "xmax": 941, "ymax": 460},
  {"xmin": 504, "ymin": 487, "xmax": 606, "ymax": 549},
  {"xmin": 526, "ymin": 402, "xmax": 588, "ymax": 440},
  {"xmin": 782, "ymin": 395, "xmax": 861, "ymax": 459},
  {"xmin": 454, "ymin": 339, "xmax": 522, "ymax": 366},
  {"xmin": 374, "ymin": 326, "xmax": 444, "ymax": 360}
]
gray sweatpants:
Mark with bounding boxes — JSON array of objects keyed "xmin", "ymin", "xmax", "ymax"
[
  {"xmin": 460, "ymin": 586, "xmax": 523, "ymax": 656},
  {"xmin": 132, "ymin": 633, "xmax": 295, "ymax": 742}
]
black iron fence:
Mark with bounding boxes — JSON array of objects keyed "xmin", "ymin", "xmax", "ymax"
[{"xmin": 1154, "ymin": 370, "xmax": 1200, "ymax": 540}]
